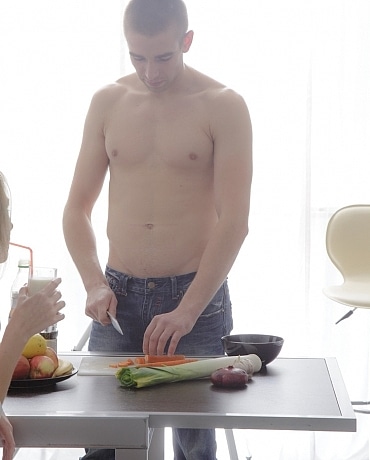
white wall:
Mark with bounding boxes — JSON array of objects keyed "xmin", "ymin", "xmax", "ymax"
[{"xmin": 0, "ymin": 0, "xmax": 125, "ymax": 347}]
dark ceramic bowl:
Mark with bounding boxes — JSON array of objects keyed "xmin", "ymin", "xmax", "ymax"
[{"xmin": 221, "ymin": 334, "xmax": 284, "ymax": 366}]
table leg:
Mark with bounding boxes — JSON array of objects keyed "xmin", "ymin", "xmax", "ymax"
[
  {"xmin": 114, "ymin": 428, "xmax": 165, "ymax": 460},
  {"xmin": 115, "ymin": 448, "xmax": 148, "ymax": 460},
  {"xmin": 149, "ymin": 428, "xmax": 165, "ymax": 460},
  {"xmin": 225, "ymin": 429, "xmax": 239, "ymax": 460}
]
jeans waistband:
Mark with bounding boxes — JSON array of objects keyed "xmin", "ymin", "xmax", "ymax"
[{"xmin": 105, "ymin": 265, "xmax": 196, "ymax": 298}]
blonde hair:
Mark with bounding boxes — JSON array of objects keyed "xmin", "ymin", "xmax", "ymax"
[{"xmin": 0, "ymin": 171, "xmax": 11, "ymax": 252}]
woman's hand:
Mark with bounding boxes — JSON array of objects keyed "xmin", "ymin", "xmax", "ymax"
[
  {"xmin": 11, "ymin": 278, "xmax": 66, "ymax": 339},
  {"xmin": 0, "ymin": 404, "xmax": 15, "ymax": 460}
]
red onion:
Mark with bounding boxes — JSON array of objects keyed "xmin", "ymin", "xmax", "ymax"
[{"xmin": 211, "ymin": 366, "xmax": 248, "ymax": 388}]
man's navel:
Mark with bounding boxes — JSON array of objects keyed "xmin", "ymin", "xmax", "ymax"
[{"xmin": 145, "ymin": 223, "xmax": 154, "ymax": 230}]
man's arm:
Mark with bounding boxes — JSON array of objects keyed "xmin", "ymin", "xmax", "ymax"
[
  {"xmin": 143, "ymin": 89, "xmax": 252, "ymax": 355},
  {"xmin": 63, "ymin": 88, "xmax": 117, "ymax": 324}
]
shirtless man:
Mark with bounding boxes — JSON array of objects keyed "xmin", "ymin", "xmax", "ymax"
[{"xmin": 63, "ymin": 0, "xmax": 252, "ymax": 458}]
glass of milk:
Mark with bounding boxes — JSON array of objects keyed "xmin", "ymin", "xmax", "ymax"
[
  {"xmin": 28, "ymin": 267, "xmax": 57, "ymax": 295},
  {"xmin": 28, "ymin": 267, "xmax": 59, "ymax": 351}
]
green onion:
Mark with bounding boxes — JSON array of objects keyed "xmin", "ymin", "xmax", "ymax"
[{"xmin": 116, "ymin": 355, "xmax": 261, "ymax": 389}]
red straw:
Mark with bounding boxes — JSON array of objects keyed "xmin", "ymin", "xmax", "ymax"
[{"xmin": 9, "ymin": 242, "xmax": 33, "ymax": 276}]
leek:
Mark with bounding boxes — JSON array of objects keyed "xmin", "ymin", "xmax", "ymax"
[{"xmin": 116, "ymin": 355, "xmax": 261, "ymax": 388}]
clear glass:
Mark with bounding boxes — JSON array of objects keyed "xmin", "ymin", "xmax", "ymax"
[
  {"xmin": 28, "ymin": 267, "xmax": 57, "ymax": 296},
  {"xmin": 28, "ymin": 267, "xmax": 58, "ymax": 336}
]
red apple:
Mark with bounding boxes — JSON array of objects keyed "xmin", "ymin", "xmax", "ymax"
[
  {"xmin": 44, "ymin": 347, "xmax": 58, "ymax": 369},
  {"xmin": 12, "ymin": 355, "xmax": 30, "ymax": 380},
  {"xmin": 29, "ymin": 355, "xmax": 55, "ymax": 379}
]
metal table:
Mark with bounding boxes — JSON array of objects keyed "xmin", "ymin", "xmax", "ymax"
[{"xmin": 4, "ymin": 354, "xmax": 356, "ymax": 460}]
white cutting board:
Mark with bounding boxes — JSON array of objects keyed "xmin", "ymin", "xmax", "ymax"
[{"xmin": 78, "ymin": 356, "xmax": 127, "ymax": 376}]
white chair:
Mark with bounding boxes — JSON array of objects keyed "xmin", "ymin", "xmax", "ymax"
[
  {"xmin": 72, "ymin": 320, "xmax": 92, "ymax": 351},
  {"xmin": 323, "ymin": 204, "xmax": 370, "ymax": 412},
  {"xmin": 323, "ymin": 204, "xmax": 370, "ymax": 323}
]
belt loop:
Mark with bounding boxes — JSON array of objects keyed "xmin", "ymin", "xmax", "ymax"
[
  {"xmin": 170, "ymin": 276, "xmax": 179, "ymax": 300},
  {"xmin": 119, "ymin": 274, "xmax": 129, "ymax": 296}
]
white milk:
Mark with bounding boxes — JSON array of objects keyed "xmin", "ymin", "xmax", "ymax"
[{"xmin": 28, "ymin": 277, "xmax": 53, "ymax": 295}]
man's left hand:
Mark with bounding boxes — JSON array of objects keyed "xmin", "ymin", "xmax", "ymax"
[{"xmin": 143, "ymin": 310, "xmax": 196, "ymax": 356}]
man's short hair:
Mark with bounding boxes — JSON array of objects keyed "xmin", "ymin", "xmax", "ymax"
[{"xmin": 124, "ymin": 0, "xmax": 188, "ymax": 39}]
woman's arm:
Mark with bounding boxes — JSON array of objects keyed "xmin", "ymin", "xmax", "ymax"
[
  {"xmin": 0, "ymin": 403, "xmax": 15, "ymax": 460},
  {"xmin": 0, "ymin": 278, "xmax": 65, "ymax": 400}
]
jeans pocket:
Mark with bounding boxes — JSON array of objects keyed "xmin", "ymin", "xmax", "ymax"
[
  {"xmin": 106, "ymin": 272, "xmax": 119, "ymax": 291},
  {"xmin": 106, "ymin": 270, "xmax": 127, "ymax": 296},
  {"xmin": 198, "ymin": 284, "xmax": 227, "ymax": 320}
]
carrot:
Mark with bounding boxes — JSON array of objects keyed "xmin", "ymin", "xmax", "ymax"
[
  {"xmin": 110, "ymin": 356, "xmax": 193, "ymax": 369},
  {"xmin": 119, "ymin": 358, "xmax": 134, "ymax": 367},
  {"xmin": 109, "ymin": 358, "xmax": 134, "ymax": 368},
  {"xmin": 134, "ymin": 358, "xmax": 198, "ymax": 368},
  {"xmin": 145, "ymin": 354, "xmax": 186, "ymax": 363}
]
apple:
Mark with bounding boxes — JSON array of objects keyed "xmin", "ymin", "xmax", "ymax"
[
  {"xmin": 12, "ymin": 355, "xmax": 30, "ymax": 380},
  {"xmin": 44, "ymin": 347, "xmax": 58, "ymax": 369},
  {"xmin": 29, "ymin": 355, "xmax": 55, "ymax": 379}
]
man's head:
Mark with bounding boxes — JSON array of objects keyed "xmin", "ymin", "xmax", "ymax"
[
  {"xmin": 124, "ymin": 0, "xmax": 188, "ymax": 41},
  {"xmin": 123, "ymin": 0, "xmax": 193, "ymax": 93}
]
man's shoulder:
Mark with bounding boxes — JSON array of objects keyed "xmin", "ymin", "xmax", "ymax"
[
  {"xmin": 187, "ymin": 68, "xmax": 250, "ymax": 128},
  {"xmin": 188, "ymin": 67, "xmax": 246, "ymax": 105},
  {"xmin": 93, "ymin": 75, "xmax": 134, "ymax": 98},
  {"xmin": 87, "ymin": 75, "xmax": 138, "ymax": 113}
]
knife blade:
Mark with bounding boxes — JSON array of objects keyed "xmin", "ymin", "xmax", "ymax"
[{"xmin": 107, "ymin": 311, "xmax": 123, "ymax": 335}]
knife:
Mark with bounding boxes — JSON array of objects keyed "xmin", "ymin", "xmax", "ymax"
[{"xmin": 107, "ymin": 311, "xmax": 123, "ymax": 335}]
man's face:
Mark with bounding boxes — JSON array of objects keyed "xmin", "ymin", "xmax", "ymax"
[{"xmin": 125, "ymin": 25, "xmax": 192, "ymax": 93}]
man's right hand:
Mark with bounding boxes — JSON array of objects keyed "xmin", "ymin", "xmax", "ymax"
[{"xmin": 85, "ymin": 284, "xmax": 117, "ymax": 325}]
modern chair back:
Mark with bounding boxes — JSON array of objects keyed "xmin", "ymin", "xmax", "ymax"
[
  {"xmin": 326, "ymin": 205, "xmax": 370, "ymax": 281},
  {"xmin": 324, "ymin": 204, "xmax": 370, "ymax": 309},
  {"xmin": 324, "ymin": 205, "xmax": 370, "ymax": 411}
]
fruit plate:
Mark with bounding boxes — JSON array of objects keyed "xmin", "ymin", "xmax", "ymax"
[{"xmin": 9, "ymin": 369, "xmax": 78, "ymax": 389}]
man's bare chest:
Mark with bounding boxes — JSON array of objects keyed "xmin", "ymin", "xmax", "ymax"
[{"xmin": 104, "ymin": 99, "xmax": 214, "ymax": 171}]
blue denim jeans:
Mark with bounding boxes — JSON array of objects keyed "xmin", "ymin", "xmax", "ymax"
[{"xmin": 81, "ymin": 267, "xmax": 233, "ymax": 460}]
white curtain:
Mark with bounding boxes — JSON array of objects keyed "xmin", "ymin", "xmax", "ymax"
[{"xmin": 1, "ymin": 1, "xmax": 370, "ymax": 458}]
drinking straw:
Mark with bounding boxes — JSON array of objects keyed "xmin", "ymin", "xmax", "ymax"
[{"xmin": 9, "ymin": 242, "xmax": 33, "ymax": 276}]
